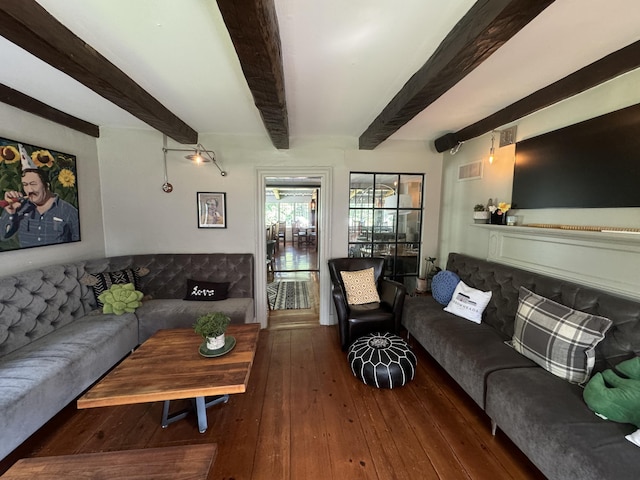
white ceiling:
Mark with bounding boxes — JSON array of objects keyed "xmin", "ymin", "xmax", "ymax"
[{"xmin": 2, "ymin": 0, "xmax": 640, "ymax": 147}]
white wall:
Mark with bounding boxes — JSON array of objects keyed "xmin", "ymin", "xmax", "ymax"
[
  {"xmin": 97, "ymin": 129, "xmax": 442, "ymax": 323},
  {"xmin": 0, "ymin": 104, "xmax": 105, "ymax": 276},
  {"xmin": 438, "ymin": 68, "xmax": 640, "ymax": 292},
  {"xmin": 97, "ymin": 130, "xmax": 442, "ymax": 259}
]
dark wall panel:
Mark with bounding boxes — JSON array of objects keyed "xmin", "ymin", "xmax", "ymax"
[{"xmin": 512, "ymin": 102, "xmax": 640, "ymax": 209}]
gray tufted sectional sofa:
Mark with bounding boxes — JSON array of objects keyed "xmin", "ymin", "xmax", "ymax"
[
  {"xmin": 402, "ymin": 253, "xmax": 640, "ymax": 480},
  {"xmin": 0, "ymin": 253, "xmax": 254, "ymax": 460}
]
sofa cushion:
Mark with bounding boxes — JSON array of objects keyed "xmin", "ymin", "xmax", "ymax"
[
  {"xmin": 340, "ymin": 268, "xmax": 380, "ymax": 305},
  {"xmin": 513, "ymin": 287, "xmax": 612, "ymax": 384},
  {"xmin": 444, "ymin": 280, "xmax": 492, "ymax": 324},
  {"xmin": 0, "ymin": 312, "xmax": 138, "ymax": 460},
  {"xmin": 402, "ymin": 296, "xmax": 536, "ymax": 408},
  {"xmin": 486, "ymin": 367, "xmax": 640, "ymax": 480},
  {"xmin": 136, "ymin": 298, "xmax": 254, "ymax": 343},
  {"xmin": 431, "ymin": 270, "xmax": 460, "ymax": 305},
  {"xmin": 184, "ymin": 279, "xmax": 229, "ymax": 301}
]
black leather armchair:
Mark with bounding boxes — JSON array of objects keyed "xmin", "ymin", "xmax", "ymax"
[{"xmin": 328, "ymin": 257, "xmax": 407, "ymax": 350}]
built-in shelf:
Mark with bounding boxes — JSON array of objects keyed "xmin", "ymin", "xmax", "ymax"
[
  {"xmin": 472, "ymin": 223, "xmax": 640, "ymax": 245},
  {"xmin": 470, "ymin": 223, "xmax": 640, "ymax": 301}
]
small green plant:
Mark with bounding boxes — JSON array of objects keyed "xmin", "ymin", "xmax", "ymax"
[
  {"xmin": 473, "ymin": 203, "xmax": 486, "ymax": 212},
  {"xmin": 193, "ymin": 312, "xmax": 231, "ymax": 338}
]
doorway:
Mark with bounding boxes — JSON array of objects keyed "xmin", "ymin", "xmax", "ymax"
[
  {"xmin": 255, "ymin": 167, "xmax": 332, "ymax": 329},
  {"xmin": 265, "ymin": 179, "xmax": 320, "ymax": 329}
]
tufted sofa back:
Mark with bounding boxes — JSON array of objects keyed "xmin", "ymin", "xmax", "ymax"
[
  {"xmin": 0, "ymin": 262, "xmax": 94, "ymax": 358},
  {"xmin": 0, "ymin": 253, "xmax": 254, "ymax": 359},
  {"xmin": 84, "ymin": 253, "xmax": 254, "ymax": 300},
  {"xmin": 446, "ymin": 253, "xmax": 640, "ymax": 372}
]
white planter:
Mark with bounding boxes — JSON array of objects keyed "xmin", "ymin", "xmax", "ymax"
[
  {"xmin": 473, "ymin": 211, "xmax": 490, "ymax": 224},
  {"xmin": 416, "ymin": 277, "xmax": 428, "ymax": 292},
  {"xmin": 206, "ymin": 334, "xmax": 225, "ymax": 350}
]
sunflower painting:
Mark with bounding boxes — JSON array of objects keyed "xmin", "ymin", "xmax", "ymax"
[{"xmin": 0, "ymin": 136, "xmax": 80, "ymax": 252}]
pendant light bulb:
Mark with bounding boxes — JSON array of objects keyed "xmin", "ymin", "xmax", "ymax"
[{"xmin": 489, "ymin": 131, "xmax": 496, "ymax": 164}]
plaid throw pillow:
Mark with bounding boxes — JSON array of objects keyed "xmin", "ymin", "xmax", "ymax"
[
  {"xmin": 340, "ymin": 268, "xmax": 380, "ymax": 305},
  {"xmin": 512, "ymin": 287, "xmax": 612, "ymax": 384}
]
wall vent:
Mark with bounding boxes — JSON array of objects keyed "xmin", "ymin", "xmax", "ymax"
[
  {"xmin": 458, "ymin": 161, "xmax": 483, "ymax": 181},
  {"xmin": 499, "ymin": 126, "xmax": 517, "ymax": 147}
]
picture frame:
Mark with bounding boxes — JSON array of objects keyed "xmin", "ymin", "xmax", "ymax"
[
  {"xmin": 0, "ymin": 136, "xmax": 81, "ymax": 252},
  {"xmin": 197, "ymin": 192, "xmax": 226, "ymax": 228}
]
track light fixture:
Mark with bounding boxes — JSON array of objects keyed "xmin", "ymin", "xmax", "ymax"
[{"xmin": 161, "ymin": 135, "xmax": 227, "ymax": 177}]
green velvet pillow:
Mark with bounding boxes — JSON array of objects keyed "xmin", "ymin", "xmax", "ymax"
[
  {"xmin": 97, "ymin": 283, "xmax": 144, "ymax": 315},
  {"xmin": 583, "ymin": 357, "xmax": 640, "ymax": 427}
]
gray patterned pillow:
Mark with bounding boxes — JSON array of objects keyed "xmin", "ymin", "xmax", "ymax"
[
  {"xmin": 512, "ymin": 287, "xmax": 612, "ymax": 384},
  {"xmin": 82, "ymin": 268, "xmax": 147, "ymax": 307}
]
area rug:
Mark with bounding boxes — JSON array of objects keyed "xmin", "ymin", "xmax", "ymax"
[{"xmin": 267, "ymin": 281, "xmax": 310, "ymax": 310}]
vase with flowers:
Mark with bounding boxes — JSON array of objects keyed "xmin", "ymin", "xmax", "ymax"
[{"xmin": 489, "ymin": 201, "xmax": 511, "ymax": 225}]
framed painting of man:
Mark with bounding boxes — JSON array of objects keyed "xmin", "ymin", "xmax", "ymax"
[
  {"xmin": 0, "ymin": 137, "xmax": 80, "ymax": 252},
  {"xmin": 197, "ymin": 192, "xmax": 226, "ymax": 228}
]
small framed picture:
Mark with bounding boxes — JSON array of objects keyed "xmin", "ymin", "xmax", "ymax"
[{"xmin": 197, "ymin": 192, "xmax": 226, "ymax": 228}]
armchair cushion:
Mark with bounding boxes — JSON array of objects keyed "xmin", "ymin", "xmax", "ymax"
[{"xmin": 340, "ymin": 268, "xmax": 381, "ymax": 305}]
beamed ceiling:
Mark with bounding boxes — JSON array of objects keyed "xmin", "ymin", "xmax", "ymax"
[{"xmin": 0, "ymin": 0, "xmax": 639, "ymax": 152}]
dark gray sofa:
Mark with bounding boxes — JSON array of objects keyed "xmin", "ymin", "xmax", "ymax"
[
  {"xmin": 402, "ymin": 252, "xmax": 640, "ymax": 480},
  {"xmin": 0, "ymin": 253, "xmax": 254, "ymax": 461}
]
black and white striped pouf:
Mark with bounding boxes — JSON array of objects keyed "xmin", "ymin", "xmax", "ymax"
[{"xmin": 347, "ymin": 332, "xmax": 417, "ymax": 388}]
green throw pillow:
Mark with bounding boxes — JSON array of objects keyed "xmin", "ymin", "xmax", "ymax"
[
  {"xmin": 583, "ymin": 357, "xmax": 640, "ymax": 428},
  {"xmin": 97, "ymin": 283, "xmax": 144, "ymax": 315}
]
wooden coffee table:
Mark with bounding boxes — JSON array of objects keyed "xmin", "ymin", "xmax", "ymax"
[
  {"xmin": 0, "ymin": 444, "xmax": 217, "ymax": 479},
  {"xmin": 78, "ymin": 323, "xmax": 260, "ymax": 433}
]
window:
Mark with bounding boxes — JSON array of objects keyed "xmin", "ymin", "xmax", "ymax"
[
  {"xmin": 265, "ymin": 202, "xmax": 310, "ymax": 226},
  {"xmin": 348, "ymin": 172, "xmax": 424, "ymax": 290}
]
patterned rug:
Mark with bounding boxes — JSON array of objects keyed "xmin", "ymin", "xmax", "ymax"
[{"xmin": 267, "ymin": 281, "xmax": 310, "ymax": 310}]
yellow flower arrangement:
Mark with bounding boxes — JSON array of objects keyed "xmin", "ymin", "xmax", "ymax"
[
  {"xmin": 58, "ymin": 168, "xmax": 76, "ymax": 188},
  {"xmin": 32, "ymin": 149, "xmax": 55, "ymax": 168},
  {"xmin": 0, "ymin": 145, "xmax": 20, "ymax": 164},
  {"xmin": 498, "ymin": 202, "xmax": 511, "ymax": 212}
]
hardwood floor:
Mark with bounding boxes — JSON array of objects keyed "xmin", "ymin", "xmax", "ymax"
[
  {"xmin": 268, "ymin": 240, "xmax": 320, "ymax": 330},
  {"xmin": 0, "ymin": 326, "xmax": 545, "ymax": 479},
  {"xmin": 272, "ymin": 240, "xmax": 318, "ymax": 272}
]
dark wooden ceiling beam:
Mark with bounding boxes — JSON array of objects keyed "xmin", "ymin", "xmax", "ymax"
[
  {"xmin": 440, "ymin": 39, "xmax": 640, "ymax": 148},
  {"xmin": 0, "ymin": 83, "xmax": 99, "ymax": 137},
  {"xmin": 216, "ymin": 0, "xmax": 289, "ymax": 149},
  {"xmin": 0, "ymin": 0, "xmax": 197, "ymax": 144},
  {"xmin": 359, "ymin": 0, "xmax": 555, "ymax": 150}
]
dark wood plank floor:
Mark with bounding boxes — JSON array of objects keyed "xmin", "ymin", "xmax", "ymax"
[{"xmin": 0, "ymin": 326, "xmax": 545, "ymax": 479}]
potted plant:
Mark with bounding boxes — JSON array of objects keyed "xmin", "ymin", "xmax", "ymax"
[
  {"xmin": 417, "ymin": 256, "xmax": 439, "ymax": 293},
  {"xmin": 193, "ymin": 312, "xmax": 231, "ymax": 350},
  {"xmin": 473, "ymin": 203, "xmax": 489, "ymax": 224}
]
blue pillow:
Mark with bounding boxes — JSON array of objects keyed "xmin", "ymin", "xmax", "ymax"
[{"xmin": 431, "ymin": 270, "xmax": 460, "ymax": 305}]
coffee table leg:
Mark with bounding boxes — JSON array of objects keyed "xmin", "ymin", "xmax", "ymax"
[
  {"xmin": 161, "ymin": 395, "xmax": 230, "ymax": 432},
  {"xmin": 195, "ymin": 395, "xmax": 230, "ymax": 433},
  {"xmin": 161, "ymin": 400, "xmax": 190, "ymax": 428},
  {"xmin": 195, "ymin": 397, "xmax": 207, "ymax": 433}
]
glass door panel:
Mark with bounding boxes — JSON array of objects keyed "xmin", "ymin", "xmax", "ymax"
[{"xmin": 348, "ymin": 172, "xmax": 424, "ymax": 291}]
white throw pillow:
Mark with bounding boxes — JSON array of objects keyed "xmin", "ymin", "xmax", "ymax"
[{"xmin": 444, "ymin": 280, "xmax": 492, "ymax": 324}]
